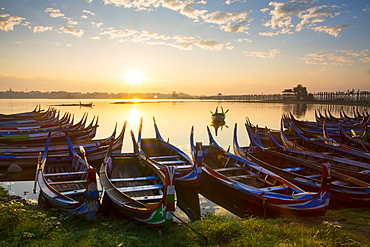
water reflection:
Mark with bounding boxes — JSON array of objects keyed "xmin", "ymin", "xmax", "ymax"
[
  {"xmin": 128, "ymin": 105, "xmax": 141, "ymax": 126},
  {"xmin": 210, "ymin": 106, "xmax": 229, "ymax": 136},
  {"xmin": 210, "ymin": 118, "xmax": 228, "ymax": 136},
  {"xmin": 282, "ymin": 103, "xmax": 308, "ymax": 118}
]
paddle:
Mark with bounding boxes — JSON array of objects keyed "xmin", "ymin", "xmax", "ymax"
[{"xmin": 33, "ymin": 152, "xmax": 42, "ymax": 194}]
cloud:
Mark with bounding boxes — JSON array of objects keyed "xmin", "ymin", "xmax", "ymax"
[
  {"xmin": 301, "ymin": 49, "xmax": 370, "ymax": 72},
  {"xmin": 225, "ymin": 0, "xmax": 246, "ymax": 5},
  {"xmin": 44, "ymin": 8, "xmax": 65, "ymax": 18},
  {"xmin": 262, "ymin": 1, "xmax": 347, "ymax": 36},
  {"xmin": 83, "ymin": 10, "xmax": 96, "ymax": 16},
  {"xmin": 311, "ymin": 24, "xmax": 349, "ymax": 37},
  {"xmin": 259, "ymin": 31, "xmax": 278, "ymax": 36},
  {"xmin": 92, "ymin": 22, "xmax": 103, "ymax": 28},
  {"xmin": 33, "ymin": 26, "xmax": 53, "ymax": 33},
  {"xmin": 101, "ymin": 27, "xmax": 138, "ymax": 39},
  {"xmin": 0, "ymin": 14, "xmax": 25, "ymax": 31},
  {"xmin": 60, "ymin": 26, "xmax": 84, "ymax": 37},
  {"xmin": 66, "ymin": 18, "xmax": 78, "ymax": 26},
  {"xmin": 244, "ymin": 49, "xmax": 281, "ymax": 59},
  {"xmin": 101, "ymin": 27, "xmax": 223, "ymax": 51},
  {"xmin": 102, "ymin": 0, "xmax": 251, "ymax": 34}
]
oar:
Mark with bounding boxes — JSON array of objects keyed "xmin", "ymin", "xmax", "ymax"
[{"xmin": 33, "ymin": 152, "xmax": 42, "ymax": 194}]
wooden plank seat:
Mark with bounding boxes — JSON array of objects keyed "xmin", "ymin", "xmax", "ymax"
[
  {"xmin": 109, "ymin": 176, "xmax": 157, "ymax": 182},
  {"xmin": 304, "ymin": 174, "xmax": 322, "ymax": 179},
  {"xmin": 156, "ymin": 160, "xmax": 187, "ymax": 165},
  {"xmin": 48, "ymin": 180, "xmax": 87, "ymax": 185},
  {"xmin": 281, "ymin": 167, "xmax": 305, "ymax": 172},
  {"xmin": 61, "ymin": 189, "xmax": 85, "ymax": 196},
  {"xmin": 44, "ymin": 171, "xmax": 88, "ymax": 177},
  {"xmin": 214, "ymin": 167, "xmax": 249, "ymax": 173},
  {"xmin": 150, "ymin": 155, "xmax": 180, "ymax": 160},
  {"xmin": 117, "ymin": 184, "xmax": 163, "ymax": 193},
  {"xmin": 132, "ymin": 195, "xmax": 163, "ymax": 201},
  {"xmin": 173, "ymin": 164, "xmax": 193, "ymax": 169},
  {"xmin": 229, "ymin": 174, "xmax": 264, "ymax": 179},
  {"xmin": 261, "ymin": 186, "xmax": 289, "ymax": 192}
]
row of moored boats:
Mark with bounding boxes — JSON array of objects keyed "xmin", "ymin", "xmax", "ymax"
[{"xmin": 1, "ymin": 106, "xmax": 369, "ymax": 228}]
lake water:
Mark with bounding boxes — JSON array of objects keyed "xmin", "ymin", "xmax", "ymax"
[{"xmin": 0, "ymin": 99, "xmax": 361, "ymax": 217}]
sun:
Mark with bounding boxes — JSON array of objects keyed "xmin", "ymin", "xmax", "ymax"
[{"xmin": 125, "ymin": 70, "xmax": 144, "ymax": 85}]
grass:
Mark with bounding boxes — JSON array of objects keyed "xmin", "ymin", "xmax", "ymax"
[{"xmin": 0, "ymin": 187, "xmax": 369, "ymax": 247}]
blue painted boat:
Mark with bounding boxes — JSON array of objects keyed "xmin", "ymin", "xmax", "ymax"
[
  {"xmin": 35, "ymin": 132, "xmax": 99, "ymax": 220},
  {"xmin": 190, "ymin": 126, "xmax": 332, "ymax": 218}
]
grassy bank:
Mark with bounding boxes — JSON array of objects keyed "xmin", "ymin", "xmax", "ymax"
[{"xmin": 1, "ymin": 187, "xmax": 369, "ymax": 247}]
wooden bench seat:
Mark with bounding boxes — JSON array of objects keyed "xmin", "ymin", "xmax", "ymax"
[
  {"xmin": 60, "ymin": 189, "xmax": 85, "ymax": 196},
  {"xmin": 305, "ymin": 174, "xmax": 322, "ymax": 179},
  {"xmin": 132, "ymin": 195, "xmax": 163, "ymax": 201},
  {"xmin": 150, "ymin": 155, "xmax": 180, "ymax": 160},
  {"xmin": 156, "ymin": 160, "xmax": 187, "ymax": 165},
  {"xmin": 117, "ymin": 184, "xmax": 163, "ymax": 193},
  {"xmin": 109, "ymin": 176, "xmax": 157, "ymax": 182},
  {"xmin": 260, "ymin": 186, "xmax": 289, "ymax": 192},
  {"xmin": 44, "ymin": 171, "xmax": 88, "ymax": 177},
  {"xmin": 281, "ymin": 167, "xmax": 305, "ymax": 172},
  {"xmin": 214, "ymin": 167, "xmax": 248, "ymax": 173},
  {"xmin": 48, "ymin": 180, "xmax": 87, "ymax": 185}
]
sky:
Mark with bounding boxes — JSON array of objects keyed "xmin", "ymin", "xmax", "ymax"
[{"xmin": 0, "ymin": 0, "xmax": 369, "ymax": 96}]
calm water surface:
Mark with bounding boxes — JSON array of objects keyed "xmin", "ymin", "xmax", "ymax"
[{"xmin": 0, "ymin": 99, "xmax": 361, "ymax": 217}]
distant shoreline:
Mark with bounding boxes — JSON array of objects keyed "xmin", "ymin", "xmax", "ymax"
[{"xmin": 110, "ymin": 99, "xmax": 370, "ymax": 106}]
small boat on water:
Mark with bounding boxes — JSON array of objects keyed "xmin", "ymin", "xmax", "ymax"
[
  {"xmin": 210, "ymin": 106, "xmax": 228, "ymax": 122},
  {"xmin": 35, "ymin": 132, "xmax": 99, "ymax": 220},
  {"xmin": 99, "ymin": 131, "xmax": 176, "ymax": 228},
  {"xmin": 190, "ymin": 126, "xmax": 332, "ymax": 218},
  {"xmin": 80, "ymin": 102, "xmax": 93, "ymax": 107}
]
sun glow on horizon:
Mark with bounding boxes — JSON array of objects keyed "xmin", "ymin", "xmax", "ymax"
[{"xmin": 124, "ymin": 70, "xmax": 144, "ymax": 85}]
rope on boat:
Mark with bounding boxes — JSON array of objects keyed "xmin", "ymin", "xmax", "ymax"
[
  {"xmin": 46, "ymin": 211, "xmax": 76, "ymax": 236},
  {"xmin": 170, "ymin": 211, "xmax": 208, "ymax": 245}
]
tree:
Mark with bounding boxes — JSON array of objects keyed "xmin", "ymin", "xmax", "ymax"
[{"xmin": 293, "ymin": 84, "xmax": 308, "ymax": 100}]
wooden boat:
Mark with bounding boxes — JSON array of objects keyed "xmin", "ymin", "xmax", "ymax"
[
  {"xmin": 0, "ymin": 123, "xmax": 125, "ymax": 167},
  {"xmin": 99, "ymin": 131, "xmax": 176, "ymax": 228},
  {"xmin": 323, "ymin": 122, "xmax": 370, "ymax": 153},
  {"xmin": 0, "ymin": 121, "xmax": 116, "ymax": 153},
  {"xmin": 0, "ymin": 105, "xmax": 45, "ymax": 121},
  {"xmin": 80, "ymin": 102, "xmax": 93, "ymax": 107},
  {"xmin": 136, "ymin": 117, "xmax": 198, "ymax": 181},
  {"xmin": 211, "ymin": 106, "xmax": 228, "ymax": 121},
  {"xmin": 0, "ymin": 108, "xmax": 59, "ymax": 126},
  {"xmin": 35, "ymin": 132, "xmax": 99, "ymax": 220},
  {"xmin": 0, "ymin": 116, "xmax": 99, "ymax": 144},
  {"xmin": 136, "ymin": 117, "xmax": 201, "ymax": 220},
  {"xmin": 282, "ymin": 119, "xmax": 370, "ymax": 164},
  {"xmin": 0, "ymin": 112, "xmax": 74, "ymax": 134},
  {"xmin": 234, "ymin": 123, "xmax": 370, "ymax": 207},
  {"xmin": 190, "ymin": 126, "xmax": 332, "ymax": 218}
]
